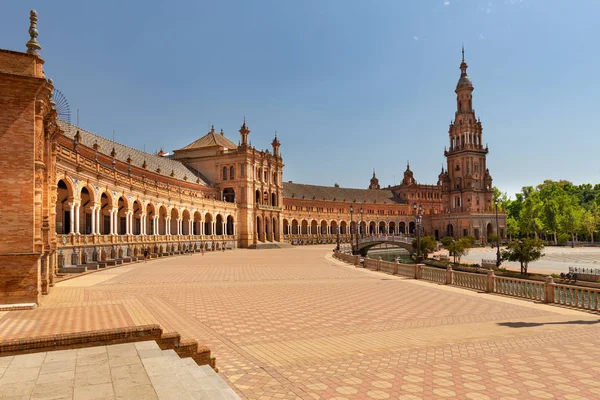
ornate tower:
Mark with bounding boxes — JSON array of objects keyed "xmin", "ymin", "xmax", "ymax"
[
  {"xmin": 402, "ymin": 162, "xmax": 416, "ymax": 185},
  {"xmin": 444, "ymin": 48, "xmax": 494, "ymax": 213},
  {"xmin": 368, "ymin": 170, "xmax": 380, "ymax": 190}
]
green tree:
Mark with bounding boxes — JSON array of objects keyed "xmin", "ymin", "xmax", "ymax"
[
  {"xmin": 506, "ymin": 216, "xmax": 519, "ymax": 239},
  {"xmin": 412, "ymin": 235, "xmax": 437, "ymax": 258},
  {"xmin": 441, "ymin": 236, "xmax": 473, "ymax": 266},
  {"xmin": 500, "ymin": 238, "xmax": 545, "ymax": 275}
]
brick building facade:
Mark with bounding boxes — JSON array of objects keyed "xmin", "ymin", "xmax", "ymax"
[{"xmin": 0, "ymin": 11, "xmax": 505, "ymax": 305}]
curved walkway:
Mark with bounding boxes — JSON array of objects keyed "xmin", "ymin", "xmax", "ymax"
[{"xmin": 1, "ymin": 246, "xmax": 600, "ymax": 399}]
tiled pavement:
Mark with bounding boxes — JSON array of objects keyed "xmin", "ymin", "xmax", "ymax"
[{"xmin": 2, "ymin": 246, "xmax": 600, "ymax": 399}]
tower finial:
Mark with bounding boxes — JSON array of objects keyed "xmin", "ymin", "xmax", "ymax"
[
  {"xmin": 26, "ymin": 10, "xmax": 41, "ymax": 56},
  {"xmin": 462, "ymin": 43, "xmax": 465, "ymax": 62}
]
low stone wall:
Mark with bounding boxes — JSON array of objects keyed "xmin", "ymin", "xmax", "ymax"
[
  {"xmin": 0, "ymin": 324, "xmax": 216, "ymax": 370},
  {"xmin": 333, "ymin": 250, "xmax": 600, "ymax": 312}
]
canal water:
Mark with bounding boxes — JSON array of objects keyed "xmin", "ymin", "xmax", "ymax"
[{"xmin": 367, "ymin": 245, "xmax": 414, "ymax": 263}]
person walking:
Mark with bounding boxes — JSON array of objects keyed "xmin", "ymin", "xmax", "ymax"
[
  {"xmin": 143, "ymin": 248, "xmax": 148, "ymax": 263},
  {"xmin": 222, "ymin": 242, "xmax": 226, "ymax": 252},
  {"xmin": 201, "ymin": 246, "xmax": 205, "ymax": 256}
]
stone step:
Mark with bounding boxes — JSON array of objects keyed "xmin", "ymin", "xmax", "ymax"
[{"xmin": 135, "ymin": 341, "xmax": 240, "ymax": 399}]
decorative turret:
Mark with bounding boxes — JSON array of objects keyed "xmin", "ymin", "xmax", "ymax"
[
  {"xmin": 239, "ymin": 117, "xmax": 250, "ymax": 147},
  {"xmin": 271, "ymin": 131, "xmax": 280, "ymax": 157},
  {"xmin": 368, "ymin": 169, "xmax": 380, "ymax": 190},
  {"xmin": 26, "ymin": 10, "xmax": 41, "ymax": 56},
  {"xmin": 437, "ymin": 165, "xmax": 446, "ymax": 186},
  {"xmin": 402, "ymin": 161, "xmax": 415, "ymax": 185}
]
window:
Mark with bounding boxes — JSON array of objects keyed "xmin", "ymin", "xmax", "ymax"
[
  {"xmin": 230, "ymin": 166, "xmax": 235, "ymax": 180},
  {"xmin": 222, "ymin": 167, "xmax": 228, "ymax": 181}
]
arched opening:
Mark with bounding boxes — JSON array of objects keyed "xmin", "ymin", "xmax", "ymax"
[
  {"xmin": 291, "ymin": 219, "xmax": 299, "ymax": 234},
  {"xmin": 226, "ymin": 215, "xmax": 234, "ymax": 235},
  {"xmin": 55, "ymin": 179, "xmax": 72, "ymax": 234},
  {"xmin": 256, "ymin": 216, "xmax": 263, "ymax": 242},
  {"xmin": 272, "ymin": 217, "xmax": 278, "ymax": 241},
  {"xmin": 340, "ymin": 221, "xmax": 347, "ymax": 234},
  {"xmin": 193, "ymin": 211, "xmax": 202, "ymax": 235},
  {"xmin": 132, "ymin": 200, "xmax": 142, "ymax": 235},
  {"xmin": 255, "ymin": 190, "xmax": 261, "ymax": 205},
  {"xmin": 79, "ymin": 185, "xmax": 94, "ymax": 235},
  {"xmin": 159, "ymin": 206, "xmax": 168, "ymax": 235},
  {"xmin": 222, "ymin": 167, "xmax": 228, "ymax": 181},
  {"xmin": 229, "ymin": 166, "xmax": 235, "ymax": 180},
  {"xmin": 283, "ymin": 219, "xmax": 289, "ymax": 235},
  {"xmin": 146, "ymin": 203, "xmax": 156, "ymax": 235},
  {"xmin": 301, "ymin": 220, "xmax": 308, "ymax": 235},
  {"xmin": 216, "ymin": 214, "xmax": 224, "ymax": 235},
  {"xmin": 399, "ymin": 222, "xmax": 406, "ymax": 234},
  {"xmin": 486, "ymin": 223, "xmax": 494, "ymax": 241},
  {"xmin": 182, "ymin": 209, "xmax": 191, "ymax": 235},
  {"xmin": 409, "ymin": 221, "xmax": 416, "ymax": 235},
  {"xmin": 263, "ymin": 191, "xmax": 268, "ymax": 205},
  {"xmin": 389, "ymin": 221, "xmax": 396, "ymax": 235},
  {"xmin": 446, "ymin": 224, "xmax": 454, "ymax": 238},
  {"xmin": 100, "ymin": 192, "xmax": 112, "ymax": 235},
  {"xmin": 331, "ymin": 220, "xmax": 338, "ymax": 234},
  {"xmin": 204, "ymin": 213, "xmax": 213, "ymax": 235},
  {"xmin": 369, "ymin": 221, "xmax": 376, "ymax": 235},
  {"xmin": 378, "ymin": 221, "xmax": 386, "ymax": 234},
  {"xmin": 311, "ymin": 220, "xmax": 318, "ymax": 235},
  {"xmin": 320, "ymin": 220, "xmax": 328, "ymax": 235},
  {"xmin": 271, "ymin": 192, "xmax": 277, "ymax": 207},
  {"xmin": 223, "ymin": 188, "xmax": 235, "ymax": 203},
  {"xmin": 265, "ymin": 217, "xmax": 271, "ymax": 241},
  {"xmin": 170, "ymin": 208, "xmax": 180, "ymax": 235},
  {"xmin": 359, "ymin": 221, "xmax": 367, "ymax": 237},
  {"xmin": 117, "ymin": 196, "xmax": 128, "ymax": 235}
]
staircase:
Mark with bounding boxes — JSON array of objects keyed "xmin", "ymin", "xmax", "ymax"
[
  {"xmin": 136, "ymin": 341, "xmax": 240, "ymax": 399},
  {"xmin": 248, "ymin": 241, "xmax": 292, "ymax": 249}
]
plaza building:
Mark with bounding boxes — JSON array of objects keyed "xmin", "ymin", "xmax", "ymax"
[{"xmin": 0, "ymin": 11, "xmax": 505, "ymax": 306}]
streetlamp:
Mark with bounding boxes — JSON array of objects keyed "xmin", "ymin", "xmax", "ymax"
[
  {"xmin": 360, "ymin": 207, "xmax": 364, "ymax": 238},
  {"xmin": 350, "ymin": 206, "xmax": 354, "ymax": 253},
  {"xmin": 413, "ymin": 203, "xmax": 423, "ymax": 261},
  {"xmin": 336, "ymin": 220, "xmax": 340, "ymax": 251},
  {"xmin": 494, "ymin": 198, "xmax": 501, "ymax": 268}
]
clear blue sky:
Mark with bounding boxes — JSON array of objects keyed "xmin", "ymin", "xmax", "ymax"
[{"xmin": 2, "ymin": 1, "xmax": 598, "ymax": 197}]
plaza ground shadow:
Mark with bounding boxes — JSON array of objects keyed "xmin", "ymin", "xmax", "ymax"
[{"xmin": 497, "ymin": 320, "xmax": 600, "ymax": 328}]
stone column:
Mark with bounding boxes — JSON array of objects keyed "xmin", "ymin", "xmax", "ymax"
[
  {"xmin": 95, "ymin": 207, "xmax": 101, "ymax": 234},
  {"xmin": 108, "ymin": 209, "xmax": 114, "ymax": 235},
  {"xmin": 153, "ymin": 215, "xmax": 158, "ymax": 235},
  {"xmin": 73, "ymin": 203, "xmax": 81, "ymax": 235},
  {"xmin": 90, "ymin": 205, "xmax": 96, "ymax": 235}
]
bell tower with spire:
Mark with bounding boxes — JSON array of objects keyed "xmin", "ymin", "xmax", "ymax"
[
  {"xmin": 368, "ymin": 170, "xmax": 380, "ymax": 190},
  {"xmin": 443, "ymin": 47, "xmax": 494, "ymax": 215}
]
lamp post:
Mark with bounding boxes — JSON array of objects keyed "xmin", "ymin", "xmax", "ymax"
[
  {"xmin": 413, "ymin": 203, "xmax": 423, "ymax": 262},
  {"xmin": 350, "ymin": 206, "xmax": 354, "ymax": 254},
  {"xmin": 494, "ymin": 198, "xmax": 501, "ymax": 268},
  {"xmin": 360, "ymin": 207, "xmax": 364, "ymax": 238},
  {"xmin": 358, "ymin": 208, "xmax": 363, "ymax": 250}
]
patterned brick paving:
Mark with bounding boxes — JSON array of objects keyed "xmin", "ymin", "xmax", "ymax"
[{"xmin": 2, "ymin": 246, "xmax": 600, "ymax": 399}]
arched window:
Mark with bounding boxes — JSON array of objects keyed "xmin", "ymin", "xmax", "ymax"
[
  {"xmin": 271, "ymin": 192, "xmax": 277, "ymax": 207},
  {"xmin": 222, "ymin": 167, "xmax": 228, "ymax": 181},
  {"xmin": 230, "ymin": 166, "xmax": 235, "ymax": 180},
  {"xmin": 272, "ymin": 171, "xmax": 277, "ymax": 184}
]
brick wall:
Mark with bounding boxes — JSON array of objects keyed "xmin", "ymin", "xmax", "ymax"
[{"xmin": 0, "ymin": 50, "xmax": 47, "ymax": 304}]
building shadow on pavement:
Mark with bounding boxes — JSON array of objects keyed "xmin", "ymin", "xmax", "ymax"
[{"xmin": 497, "ymin": 320, "xmax": 600, "ymax": 328}]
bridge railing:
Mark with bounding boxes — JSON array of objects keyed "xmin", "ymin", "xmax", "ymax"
[
  {"xmin": 331, "ymin": 250, "xmax": 600, "ymax": 312},
  {"xmin": 357, "ymin": 235, "xmax": 413, "ymax": 245}
]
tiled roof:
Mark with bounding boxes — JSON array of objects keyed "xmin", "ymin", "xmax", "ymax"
[
  {"xmin": 178, "ymin": 128, "xmax": 238, "ymax": 151},
  {"xmin": 283, "ymin": 182, "xmax": 404, "ymax": 204},
  {"xmin": 58, "ymin": 120, "xmax": 211, "ymax": 186}
]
